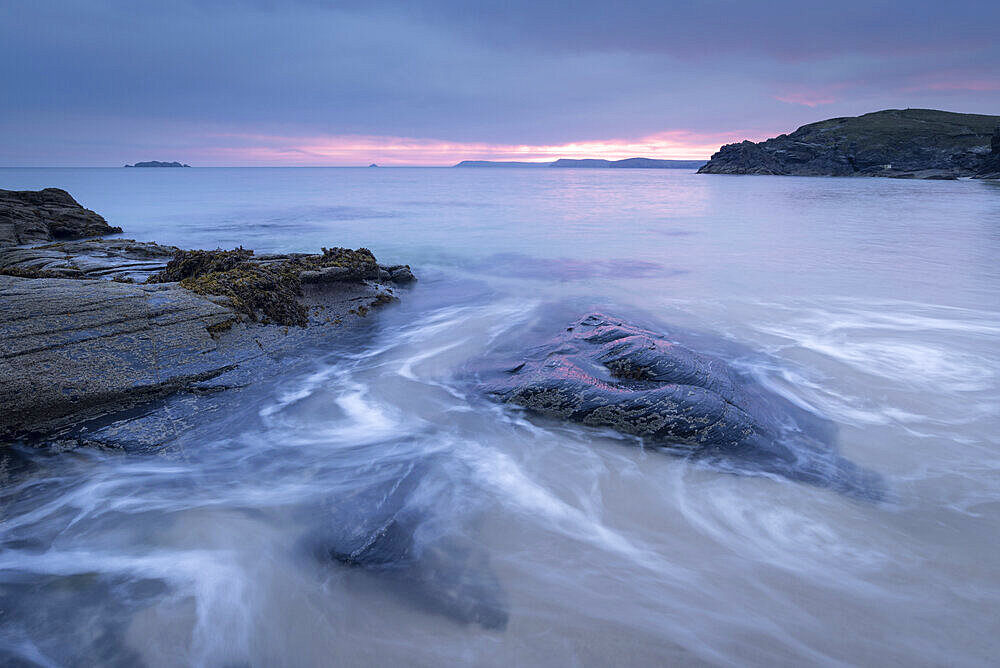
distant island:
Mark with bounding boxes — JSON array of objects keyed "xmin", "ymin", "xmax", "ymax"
[
  {"xmin": 124, "ymin": 161, "xmax": 191, "ymax": 168},
  {"xmin": 698, "ymin": 109, "xmax": 1000, "ymax": 180},
  {"xmin": 455, "ymin": 157, "xmax": 706, "ymax": 169}
]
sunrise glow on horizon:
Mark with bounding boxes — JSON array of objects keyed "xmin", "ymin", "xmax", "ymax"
[
  {"xmin": 187, "ymin": 129, "xmax": 751, "ymax": 167},
  {"xmin": 2, "ymin": 1, "xmax": 996, "ymax": 167}
]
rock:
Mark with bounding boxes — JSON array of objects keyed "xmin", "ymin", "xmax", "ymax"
[
  {"xmin": 698, "ymin": 108, "xmax": 1000, "ymax": 179},
  {"xmin": 0, "ymin": 188, "xmax": 122, "ymax": 247},
  {"xmin": 973, "ymin": 125, "xmax": 1000, "ymax": 179},
  {"xmin": 0, "ymin": 192, "xmax": 417, "ymax": 441},
  {"xmin": 0, "ymin": 258, "xmax": 409, "ymax": 441},
  {"xmin": 0, "ymin": 238, "xmax": 178, "ymax": 281},
  {"xmin": 300, "ymin": 265, "xmax": 352, "ymax": 283},
  {"xmin": 485, "ymin": 313, "xmax": 885, "ymax": 500},
  {"xmin": 0, "ymin": 275, "xmax": 241, "ymax": 437},
  {"xmin": 310, "ymin": 455, "xmax": 508, "ymax": 629},
  {"xmin": 384, "ymin": 264, "xmax": 416, "ymax": 283},
  {"xmin": 145, "ymin": 246, "xmax": 388, "ymax": 327},
  {"xmin": 124, "ymin": 161, "xmax": 190, "ymax": 168}
]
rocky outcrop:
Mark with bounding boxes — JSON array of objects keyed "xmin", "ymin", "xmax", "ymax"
[
  {"xmin": 0, "ymin": 188, "xmax": 122, "ymax": 247},
  {"xmin": 125, "ymin": 161, "xmax": 190, "ymax": 167},
  {"xmin": 144, "ymin": 246, "xmax": 414, "ymax": 327},
  {"xmin": 485, "ymin": 314, "xmax": 884, "ymax": 500},
  {"xmin": 0, "ymin": 191, "xmax": 415, "ymax": 442},
  {"xmin": 698, "ymin": 109, "xmax": 1000, "ymax": 179},
  {"xmin": 974, "ymin": 125, "xmax": 1000, "ymax": 179}
]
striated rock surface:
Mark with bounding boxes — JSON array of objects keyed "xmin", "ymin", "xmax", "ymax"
[
  {"xmin": 698, "ymin": 109, "xmax": 1000, "ymax": 179},
  {"xmin": 0, "ymin": 188, "xmax": 122, "ymax": 247},
  {"xmin": 1, "ymin": 275, "xmax": 243, "ymax": 437},
  {"xmin": 0, "ymin": 238, "xmax": 178, "ymax": 280},
  {"xmin": 0, "ymin": 190, "xmax": 416, "ymax": 443},
  {"xmin": 486, "ymin": 313, "xmax": 884, "ymax": 500},
  {"xmin": 0, "ymin": 244, "xmax": 413, "ymax": 440}
]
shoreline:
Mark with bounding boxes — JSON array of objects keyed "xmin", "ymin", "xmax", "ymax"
[{"xmin": 0, "ymin": 188, "xmax": 415, "ymax": 445}]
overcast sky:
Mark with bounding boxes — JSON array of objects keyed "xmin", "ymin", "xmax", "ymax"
[{"xmin": 2, "ymin": 0, "xmax": 998, "ymax": 165}]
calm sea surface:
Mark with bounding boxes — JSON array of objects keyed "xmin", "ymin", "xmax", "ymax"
[{"xmin": 1, "ymin": 168, "xmax": 999, "ymax": 666}]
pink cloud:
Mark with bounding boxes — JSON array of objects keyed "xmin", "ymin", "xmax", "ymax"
[
  {"xmin": 772, "ymin": 81, "xmax": 853, "ymax": 107},
  {"xmin": 773, "ymin": 92, "xmax": 838, "ymax": 107},
  {"xmin": 189, "ymin": 129, "xmax": 743, "ymax": 166}
]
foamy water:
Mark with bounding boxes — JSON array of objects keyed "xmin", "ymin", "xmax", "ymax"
[{"xmin": 1, "ymin": 168, "xmax": 999, "ymax": 666}]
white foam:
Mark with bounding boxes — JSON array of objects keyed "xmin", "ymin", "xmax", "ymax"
[{"xmin": 461, "ymin": 444, "xmax": 674, "ymax": 574}]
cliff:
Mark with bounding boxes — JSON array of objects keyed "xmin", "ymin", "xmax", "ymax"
[{"xmin": 698, "ymin": 109, "xmax": 1000, "ymax": 179}]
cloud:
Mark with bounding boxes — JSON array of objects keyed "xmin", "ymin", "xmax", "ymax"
[
  {"xmin": 191, "ymin": 128, "xmax": 736, "ymax": 165},
  {"xmin": 0, "ymin": 0, "xmax": 997, "ymax": 165},
  {"xmin": 774, "ymin": 94, "xmax": 838, "ymax": 108}
]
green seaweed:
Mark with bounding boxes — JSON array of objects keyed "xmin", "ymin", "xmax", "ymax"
[
  {"xmin": 206, "ymin": 318, "xmax": 239, "ymax": 337},
  {"xmin": 146, "ymin": 246, "xmax": 381, "ymax": 327},
  {"xmin": 148, "ymin": 248, "xmax": 255, "ymax": 282}
]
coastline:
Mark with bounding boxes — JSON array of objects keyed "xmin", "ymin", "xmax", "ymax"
[
  {"xmin": 698, "ymin": 109, "xmax": 1000, "ymax": 180},
  {"xmin": 0, "ymin": 188, "xmax": 415, "ymax": 446}
]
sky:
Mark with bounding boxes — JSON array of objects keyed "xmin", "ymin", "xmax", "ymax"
[{"xmin": 1, "ymin": 0, "xmax": 998, "ymax": 166}]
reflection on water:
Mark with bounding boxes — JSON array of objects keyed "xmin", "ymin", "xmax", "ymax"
[{"xmin": 1, "ymin": 169, "xmax": 999, "ymax": 666}]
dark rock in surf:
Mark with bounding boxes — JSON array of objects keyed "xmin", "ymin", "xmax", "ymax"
[
  {"xmin": 382, "ymin": 264, "xmax": 416, "ymax": 284},
  {"xmin": 486, "ymin": 313, "xmax": 884, "ymax": 500},
  {"xmin": 0, "ymin": 188, "xmax": 122, "ymax": 247},
  {"xmin": 310, "ymin": 457, "xmax": 508, "ymax": 630}
]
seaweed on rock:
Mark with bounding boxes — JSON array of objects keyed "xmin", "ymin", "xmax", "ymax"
[{"xmin": 146, "ymin": 246, "xmax": 382, "ymax": 327}]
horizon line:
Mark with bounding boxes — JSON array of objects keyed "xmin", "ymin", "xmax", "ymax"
[{"xmin": 0, "ymin": 159, "xmax": 713, "ymax": 169}]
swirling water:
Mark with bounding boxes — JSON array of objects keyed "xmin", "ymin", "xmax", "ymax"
[{"xmin": 1, "ymin": 168, "xmax": 999, "ymax": 666}]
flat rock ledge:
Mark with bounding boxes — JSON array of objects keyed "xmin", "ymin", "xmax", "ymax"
[{"xmin": 0, "ymin": 189, "xmax": 415, "ymax": 444}]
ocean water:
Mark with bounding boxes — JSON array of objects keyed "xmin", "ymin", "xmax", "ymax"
[{"xmin": 1, "ymin": 167, "xmax": 999, "ymax": 666}]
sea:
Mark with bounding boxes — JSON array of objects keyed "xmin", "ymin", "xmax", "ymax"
[{"xmin": 1, "ymin": 167, "xmax": 998, "ymax": 666}]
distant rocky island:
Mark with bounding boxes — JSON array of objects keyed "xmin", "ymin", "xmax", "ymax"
[
  {"xmin": 125, "ymin": 161, "xmax": 191, "ymax": 168},
  {"xmin": 698, "ymin": 109, "xmax": 1000, "ymax": 179},
  {"xmin": 455, "ymin": 157, "xmax": 705, "ymax": 169}
]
